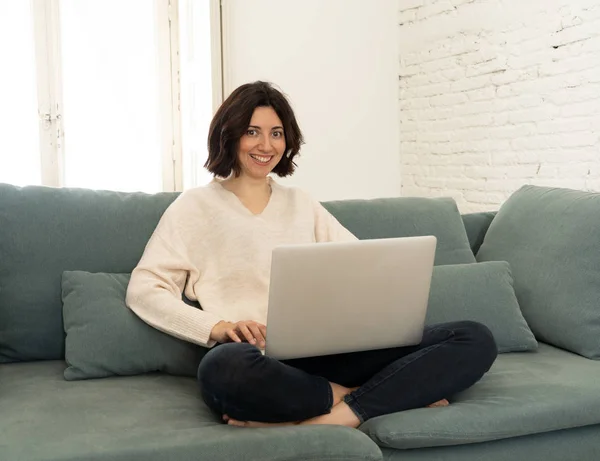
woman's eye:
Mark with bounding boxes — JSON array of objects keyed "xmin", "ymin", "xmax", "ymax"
[
  {"xmin": 273, "ymin": 131, "xmax": 283, "ymax": 138},
  {"xmin": 247, "ymin": 129, "xmax": 257, "ymax": 136}
]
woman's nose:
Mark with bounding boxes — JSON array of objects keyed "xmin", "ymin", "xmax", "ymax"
[{"xmin": 258, "ymin": 135, "xmax": 273, "ymax": 152}]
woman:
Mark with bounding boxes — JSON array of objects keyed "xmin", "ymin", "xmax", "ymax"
[{"xmin": 126, "ymin": 81, "xmax": 497, "ymax": 428}]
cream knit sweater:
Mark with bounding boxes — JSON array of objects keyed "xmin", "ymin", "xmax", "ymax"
[{"xmin": 125, "ymin": 178, "xmax": 357, "ymax": 348}]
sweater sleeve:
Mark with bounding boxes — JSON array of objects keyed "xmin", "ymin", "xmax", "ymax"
[
  {"xmin": 126, "ymin": 205, "xmax": 223, "ymax": 348},
  {"xmin": 313, "ymin": 201, "xmax": 358, "ymax": 243}
]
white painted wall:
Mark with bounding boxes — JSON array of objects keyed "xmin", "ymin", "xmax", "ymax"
[
  {"xmin": 222, "ymin": 0, "xmax": 400, "ymax": 201},
  {"xmin": 398, "ymin": 0, "xmax": 600, "ymax": 212}
]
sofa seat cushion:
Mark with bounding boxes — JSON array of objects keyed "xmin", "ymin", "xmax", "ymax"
[
  {"xmin": 380, "ymin": 425, "xmax": 600, "ymax": 461},
  {"xmin": 360, "ymin": 343, "xmax": 600, "ymax": 449},
  {"xmin": 0, "ymin": 361, "xmax": 381, "ymax": 461}
]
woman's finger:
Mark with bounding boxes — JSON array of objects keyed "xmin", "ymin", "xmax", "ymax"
[
  {"xmin": 238, "ymin": 323, "xmax": 256, "ymax": 344},
  {"xmin": 248, "ymin": 324, "xmax": 265, "ymax": 347},
  {"xmin": 258, "ymin": 324, "xmax": 267, "ymax": 339},
  {"xmin": 227, "ymin": 329, "xmax": 242, "ymax": 343}
]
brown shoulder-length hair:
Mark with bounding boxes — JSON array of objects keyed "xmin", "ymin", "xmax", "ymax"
[{"xmin": 205, "ymin": 81, "xmax": 304, "ymax": 178}]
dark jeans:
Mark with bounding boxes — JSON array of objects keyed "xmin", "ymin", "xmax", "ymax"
[{"xmin": 197, "ymin": 320, "xmax": 497, "ymax": 423}]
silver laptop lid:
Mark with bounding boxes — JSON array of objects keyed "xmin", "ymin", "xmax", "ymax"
[{"xmin": 265, "ymin": 236, "xmax": 437, "ymax": 360}]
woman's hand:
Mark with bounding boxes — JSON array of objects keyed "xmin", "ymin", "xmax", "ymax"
[{"xmin": 210, "ymin": 320, "xmax": 267, "ymax": 348}]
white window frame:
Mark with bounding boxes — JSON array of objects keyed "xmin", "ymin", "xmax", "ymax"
[
  {"xmin": 32, "ymin": 0, "xmax": 64, "ymax": 188},
  {"xmin": 210, "ymin": 0, "xmax": 224, "ymax": 115},
  {"xmin": 157, "ymin": 0, "xmax": 183, "ymax": 192},
  {"xmin": 27, "ymin": 0, "xmax": 223, "ymax": 192}
]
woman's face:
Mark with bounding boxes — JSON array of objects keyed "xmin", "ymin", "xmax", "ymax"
[{"xmin": 237, "ymin": 106, "xmax": 286, "ymax": 179}]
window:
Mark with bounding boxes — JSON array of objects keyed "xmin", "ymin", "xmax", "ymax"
[
  {"xmin": 0, "ymin": 1, "xmax": 41, "ymax": 187},
  {"xmin": 179, "ymin": 0, "xmax": 218, "ymax": 190},
  {"xmin": 0, "ymin": 0, "xmax": 221, "ymax": 193}
]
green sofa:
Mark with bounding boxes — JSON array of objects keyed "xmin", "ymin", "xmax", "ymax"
[{"xmin": 2, "ymin": 183, "xmax": 600, "ymax": 461}]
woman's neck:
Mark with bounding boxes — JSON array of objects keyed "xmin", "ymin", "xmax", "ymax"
[{"xmin": 221, "ymin": 174, "xmax": 271, "ymax": 198}]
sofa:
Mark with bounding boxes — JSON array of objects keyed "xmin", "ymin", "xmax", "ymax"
[{"xmin": 2, "ymin": 182, "xmax": 600, "ymax": 461}]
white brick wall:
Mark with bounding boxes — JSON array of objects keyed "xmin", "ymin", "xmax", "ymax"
[{"xmin": 398, "ymin": 0, "xmax": 600, "ymax": 212}]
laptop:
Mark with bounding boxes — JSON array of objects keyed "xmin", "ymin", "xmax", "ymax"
[{"xmin": 264, "ymin": 235, "xmax": 437, "ymax": 360}]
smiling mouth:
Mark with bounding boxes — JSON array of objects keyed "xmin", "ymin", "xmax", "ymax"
[{"xmin": 249, "ymin": 154, "xmax": 272, "ymax": 165}]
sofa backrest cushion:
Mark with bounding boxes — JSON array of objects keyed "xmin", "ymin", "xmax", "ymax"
[
  {"xmin": 477, "ymin": 185, "xmax": 600, "ymax": 359},
  {"xmin": 0, "ymin": 183, "xmax": 178, "ymax": 362},
  {"xmin": 461, "ymin": 211, "xmax": 497, "ymax": 255},
  {"xmin": 323, "ymin": 197, "xmax": 476, "ymax": 266}
]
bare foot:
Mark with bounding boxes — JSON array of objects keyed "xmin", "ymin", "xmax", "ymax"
[
  {"xmin": 298, "ymin": 398, "xmax": 449, "ymax": 428},
  {"xmin": 427, "ymin": 398, "xmax": 449, "ymax": 408},
  {"xmin": 224, "ymin": 396, "xmax": 448, "ymax": 429},
  {"xmin": 223, "ymin": 414, "xmax": 297, "ymax": 428},
  {"xmin": 228, "ymin": 419, "xmax": 299, "ymax": 428},
  {"xmin": 224, "ymin": 414, "xmax": 298, "ymax": 428},
  {"xmin": 330, "ymin": 382, "xmax": 358, "ymax": 406},
  {"xmin": 299, "ymin": 401, "xmax": 361, "ymax": 428}
]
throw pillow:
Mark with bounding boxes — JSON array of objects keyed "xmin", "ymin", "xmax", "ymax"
[
  {"xmin": 426, "ymin": 261, "xmax": 537, "ymax": 353},
  {"xmin": 477, "ymin": 185, "xmax": 600, "ymax": 359},
  {"xmin": 323, "ymin": 197, "xmax": 475, "ymax": 265},
  {"xmin": 62, "ymin": 271, "xmax": 207, "ymax": 380}
]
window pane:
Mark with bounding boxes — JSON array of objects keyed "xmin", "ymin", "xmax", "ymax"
[
  {"xmin": 179, "ymin": 0, "xmax": 214, "ymax": 190},
  {"xmin": 0, "ymin": 1, "xmax": 41, "ymax": 186},
  {"xmin": 60, "ymin": 0, "xmax": 162, "ymax": 193}
]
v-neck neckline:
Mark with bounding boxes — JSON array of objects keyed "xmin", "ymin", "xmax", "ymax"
[{"xmin": 212, "ymin": 177, "xmax": 277, "ymax": 218}]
